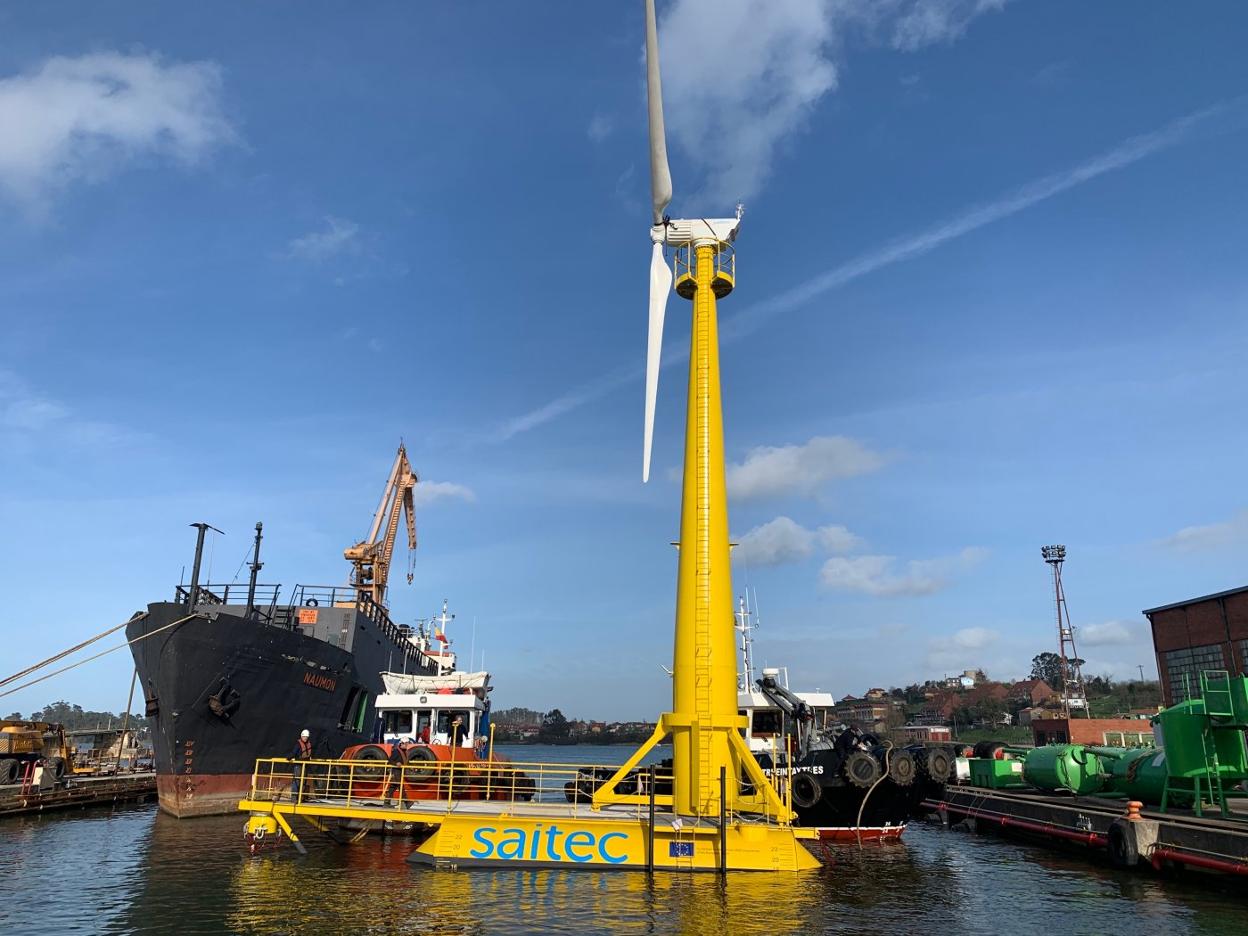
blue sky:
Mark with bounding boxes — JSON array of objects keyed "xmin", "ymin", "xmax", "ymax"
[{"xmin": 2, "ymin": 1, "xmax": 1246, "ymax": 720}]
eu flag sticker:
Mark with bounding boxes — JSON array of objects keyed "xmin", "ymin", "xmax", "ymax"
[{"xmin": 668, "ymin": 842, "xmax": 694, "ymax": 858}]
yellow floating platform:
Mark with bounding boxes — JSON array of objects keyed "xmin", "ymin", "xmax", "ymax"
[
  {"xmin": 411, "ymin": 806, "xmax": 819, "ymax": 872},
  {"xmin": 240, "ymin": 757, "xmax": 820, "ymax": 872}
]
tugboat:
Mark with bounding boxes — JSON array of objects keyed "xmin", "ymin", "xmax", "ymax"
[
  {"xmin": 563, "ymin": 596, "xmax": 952, "ymax": 839},
  {"xmin": 127, "ymin": 445, "xmax": 446, "ymax": 817},
  {"xmin": 336, "ymin": 664, "xmax": 535, "ymax": 805},
  {"xmin": 732, "ymin": 598, "xmax": 952, "ymax": 839}
]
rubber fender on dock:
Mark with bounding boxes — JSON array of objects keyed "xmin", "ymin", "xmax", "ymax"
[{"xmin": 1107, "ymin": 820, "xmax": 1140, "ymax": 868}]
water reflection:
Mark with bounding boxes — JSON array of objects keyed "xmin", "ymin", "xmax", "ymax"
[
  {"xmin": 3, "ymin": 799, "xmax": 1246, "ymax": 935},
  {"xmin": 227, "ymin": 839, "xmax": 825, "ymax": 936}
]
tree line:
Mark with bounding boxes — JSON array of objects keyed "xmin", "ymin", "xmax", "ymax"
[
  {"xmin": 4, "ymin": 700, "xmax": 150, "ymax": 732},
  {"xmin": 491, "ymin": 708, "xmax": 657, "ymax": 745}
]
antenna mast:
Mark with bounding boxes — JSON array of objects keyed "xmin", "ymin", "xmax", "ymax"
[
  {"xmin": 1042, "ymin": 544, "xmax": 1087, "ymax": 717},
  {"xmin": 736, "ymin": 595, "xmax": 756, "ymax": 693}
]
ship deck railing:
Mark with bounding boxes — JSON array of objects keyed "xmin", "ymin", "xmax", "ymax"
[
  {"xmin": 175, "ymin": 584, "xmax": 417, "ymax": 649},
  {"xmin": 244, "ymin": 756, "xmax": 799, "ymax": 828}
]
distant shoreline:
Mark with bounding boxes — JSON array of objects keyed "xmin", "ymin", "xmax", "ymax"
[{"xmin": 495, "ymin": 739, "xmax": 671, "ymax": 746}]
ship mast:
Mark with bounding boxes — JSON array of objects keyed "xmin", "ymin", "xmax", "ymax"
[
  {"xmin": 344, "ymin": 444, "xmax": 418, "ymax": 607},
  {"xmin": 736, "ymin": 595, "xmax": 756, "ymax": 693}
]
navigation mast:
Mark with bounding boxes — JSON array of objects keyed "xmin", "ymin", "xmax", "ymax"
[{"xmin": 1042, "ymin": 544, "xmax": 1088, "ymax": 717}]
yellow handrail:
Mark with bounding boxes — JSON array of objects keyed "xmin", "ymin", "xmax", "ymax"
[{"xmin": 246, "ymin": 755, "xmax": 815, "ymax": 823}]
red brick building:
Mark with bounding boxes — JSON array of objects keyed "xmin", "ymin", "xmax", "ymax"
[
  {"xmin": 1009, "ymin": 679, "xmax": 1055, "ymax": 707},
  {"xmin": 1143, "ymin": 585, "xmax": 1248, "ymax": 706},
  {"xmin": 899, "ymin": 725, "xmax": 952, "ymax": 743},
  {"xmin": 1031, "ymin": 716, "xmax": 1154, "ymax": 748}
]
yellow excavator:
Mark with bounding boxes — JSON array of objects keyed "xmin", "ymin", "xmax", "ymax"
[{"xmin": 342, "ymin": 444, "xmax": 418, "ymax": 608}]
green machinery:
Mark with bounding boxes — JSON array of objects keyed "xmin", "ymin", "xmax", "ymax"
[
  {"xmin": 1020, "ymin": 743, "xmax": 1109, "ymax": 796},
  {"xmin": 969, "ymin": 756, "xmax": 1027, "ymax": 790},
  {"xmin": 1152, "ymin": 669, "xmax": 1248, "ymax": 816},
  {"xmin": 965, "ymin": 671, "xmax": 1248, "ymax": 817}
]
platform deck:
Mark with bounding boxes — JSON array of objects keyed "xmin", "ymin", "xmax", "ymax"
[
  {"xmin": 0, "ymin": 773, "xmax": 156, "ymax": 817},
  {"xmin": 240, "ymin": 791, "xmax": 821, "ymax": 871},
  {"xmin": 927, "ymin": 785, "xmax": 1248, "ymax": 878}
]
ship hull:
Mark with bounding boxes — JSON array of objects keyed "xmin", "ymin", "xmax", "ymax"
[
  {"xmin": 128, "ymin": 601, "xmax": 422, "ymax": 818},
  {"xmin": 155, "ymin": 772, "xmax": 254, "ymax": 819}
]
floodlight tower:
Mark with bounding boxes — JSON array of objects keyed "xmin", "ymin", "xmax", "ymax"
[{"xmin": 1042, "ymin": 544, "xmax": 1088, "ymax": 717}]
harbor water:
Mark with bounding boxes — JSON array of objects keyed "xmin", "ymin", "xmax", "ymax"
[{"xmin": 1, "ymin": 745, "xmax": 1243, "ymax": 935}]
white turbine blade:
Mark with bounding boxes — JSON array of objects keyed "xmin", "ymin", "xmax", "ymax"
[
  {"xmin": 644, "ymin": 0, "xmax": 672, "ymax": 225},
  {"xmin": 644, "ymin": 242, "xmax": 672, "ymax": 483}
]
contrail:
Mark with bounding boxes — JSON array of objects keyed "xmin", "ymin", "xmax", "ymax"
[{"xmin": 496, "ymin": 103, "xmax": 1227, "ymax": 442}]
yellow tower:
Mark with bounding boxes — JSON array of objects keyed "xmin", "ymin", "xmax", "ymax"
[
  {"xmin": 670, "ymin": 239, "xmax": 738, "ymax": 815},
  {"xmin": 592, "ymin": 0, "xmax": 788, "ymax": 824}
]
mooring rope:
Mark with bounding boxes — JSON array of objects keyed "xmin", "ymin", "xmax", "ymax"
[
  {"xmin": 854, "ymin": 740, "xmax": 894, "ymax": 845},
  {"xmin": 0, "ymin": 613, "xmax": 200, "ymax": 700},
  {"xmin": 0, "ymin": 612, "xmax": 148, "ymax": 689}
]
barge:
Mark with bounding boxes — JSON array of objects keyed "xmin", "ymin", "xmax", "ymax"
[
  {"xmin": 0, "ymin": 772, "xmax": 156, "ymax": 818},
  {"xmin": 928, "ymin": 787, "xmax": 1248, "ymax": 877}
]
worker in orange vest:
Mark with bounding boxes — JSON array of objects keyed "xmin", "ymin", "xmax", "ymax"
[{"xmin": 291, "ymin": 729, "xmax": 314, "ymax": 800}]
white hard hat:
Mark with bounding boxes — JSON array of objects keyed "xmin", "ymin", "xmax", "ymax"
[{"xmin": 300, "ymin": 729, "xmax": 310, "ymax": 738}]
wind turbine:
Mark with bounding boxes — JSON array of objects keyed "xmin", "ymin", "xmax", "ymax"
[
  {"xmin": 642, "ymin": 0, "xmax": 741, "ymax": 484},
  {"xmin": 599, "ymin": 0, "xmax": 779, "ymax": 823}
]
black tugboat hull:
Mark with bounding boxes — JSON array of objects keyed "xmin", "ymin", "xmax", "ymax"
[
  {"xmin": 128, "ymin": 601, "xmax": 416, "ymax": 818},
  {"xmin": 757, "ymin": 748, "xmax": 949, "ymax": 832}
]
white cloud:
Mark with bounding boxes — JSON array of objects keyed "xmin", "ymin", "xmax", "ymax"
[
  {"xmin": 412, "ymin": 480, "xmax": 476, "ymax": 508},
  {"xmin": 925, "ymin": 625, "xmax": 1000, "ymax": 669},
  {"xmin": 1079, "ymin": 620, "xmax": 1136, "ymax": 647},
  {"xmin": 0, "ymin": 51, "xmax": 234, "ymax": 215},
  {"xmin": 1159, "ymin": 510, "xmax": 1248, "ymax": 553},
  {"xmin": 726, "ymin": 435, "xmax": 886, "ymax": 500},
  {"xmin": 734, "ymin": 516, "xmax": 813, "ymax": 566},
  {"xmin": 888, "ymin": 0, "xmax": 1010, "ymax": 52},
  {"xmin": 286, "ymin": 216, "xmax": 361, "ymax": 262},
  {"xmin": 495, "ymin": 104, "xmax": 1222, "ymax": 441},
  {"xmin": 820, "ymin": 546, "xmax": 986, "ymax": 596},
  {"xmin": 587, "ymin": 113, "xmax": 613, "ymax": 142},
  {"xmin": 658, "ymin": 0, "xmax": 1008, "ymax": 205},
  {"xmin": 817, "ymin": 524, "xmax": 861, "ymax": 555},
  {"xmin": 733, "ymin": 517, "xmax": 863, "ymax": 567}
]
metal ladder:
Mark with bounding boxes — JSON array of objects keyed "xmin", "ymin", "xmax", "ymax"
[
  {"xmin": 1197, "ymin": 670, "xmax": 1233, "ymax": 818},
  {"xmin": 692, "ymin": 244, "xmax": 714, "ymax": 815}
]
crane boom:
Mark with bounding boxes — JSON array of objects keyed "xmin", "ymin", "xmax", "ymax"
[
  {"xmin": 344, "ymin": 444, "xmax": 419, "ymax": 607},
  {"xmin": 755, "ymin": 669, "xmax": 816, "ymax": 759}
]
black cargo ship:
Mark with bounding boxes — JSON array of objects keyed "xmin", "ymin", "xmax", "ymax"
[{"xmin": 129, "ymin": 581, "xmax": 436, "ymax": 817}]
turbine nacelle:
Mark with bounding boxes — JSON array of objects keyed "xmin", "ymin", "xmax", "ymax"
[{"xmin": 651, "ymin": 216, "xmax": 742, "ymax": 248}]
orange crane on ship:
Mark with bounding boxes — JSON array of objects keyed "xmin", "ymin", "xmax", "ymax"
[{"xmin": 343, "ymin": 444, "xmax": 418, "ymax": 607}]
